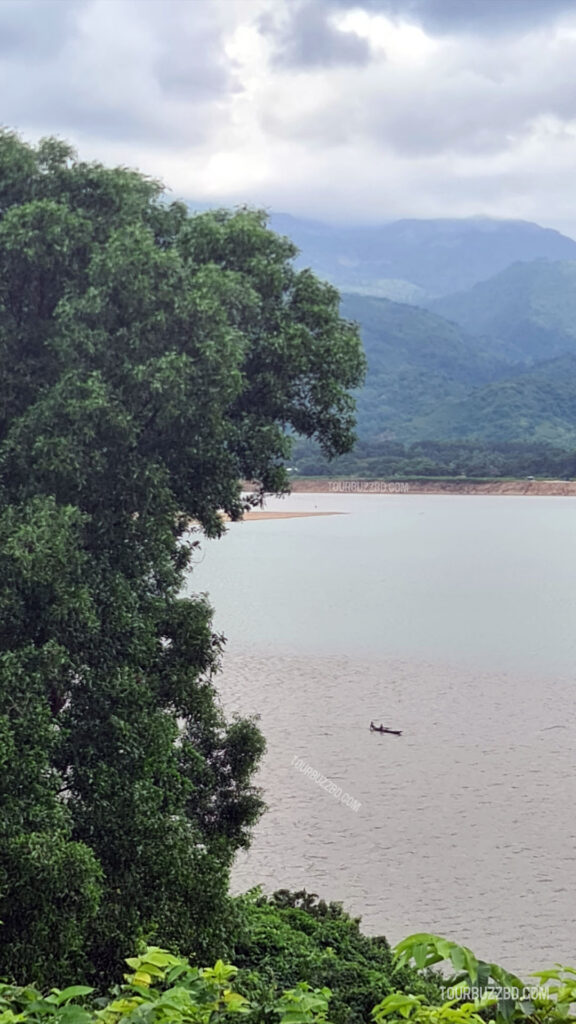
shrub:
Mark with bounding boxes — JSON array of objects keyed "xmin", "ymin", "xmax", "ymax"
[{"xmin": 231, "ymin": 890, "xmax": 441, "ymax": 1024}]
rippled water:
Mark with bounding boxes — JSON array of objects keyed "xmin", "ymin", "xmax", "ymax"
[{"xmin": 186, "ymin": 494, "xmax": 576, "ymax": 974}]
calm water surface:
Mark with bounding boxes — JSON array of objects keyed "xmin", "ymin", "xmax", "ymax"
[{"xmin": 186, "ymin": 494, "xmax": 576, "ymax": 973}]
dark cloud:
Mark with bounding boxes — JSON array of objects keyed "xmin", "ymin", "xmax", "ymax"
[
  {"xmin": 262, "ymin": 0, "xmax": 576, "ymax": 71},
  {"xmin": 258, "ymin": 0, "xmax": 576, "ymax": 164},
  {"xmin": 265, "ymin": 1, "xmax": 373, "ymax": 68}
]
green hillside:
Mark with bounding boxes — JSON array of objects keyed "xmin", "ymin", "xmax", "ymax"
[
  {"xmin": 412, "ymin": 353, "xmax": 576, "ymax": 446},
  {"xmin": 340, "ymin": 292, "xmax": 507, "ymax": 438},
  {"xmin": 336, "ymin": 289, "xmax": 576, "ymax": 452},
  {"xmin": 429, "ymin": 260, "xmax": 576, "ymax": 362}
]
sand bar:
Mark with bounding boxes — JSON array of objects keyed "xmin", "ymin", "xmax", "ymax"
[{"xmin": 237, "ymin": 510, "xmax": 344, "ymax": 521}]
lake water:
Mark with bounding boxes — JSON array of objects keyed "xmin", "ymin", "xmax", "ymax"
[{"xmin": 186, "ymin": 493, "xmax": 576, "ymax": 975}]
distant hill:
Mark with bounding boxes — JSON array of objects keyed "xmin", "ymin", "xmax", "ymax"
[
  {"xmin": 428, "ymin": 260, "xmax": 576, "ymax": 362},
  {"xmin": 413, "ymin": 354, "xmax": 576, "ymax": 447},
  {"xmin": 339, "ymin": 293, "xmax": 508, "ymax": 439},
  {"xmin": 341, "ymin": 292, "xmax": 576, "ymax": 448},
  {"xmin": 269, "ymin": 213, "xmax": 576, "ymax": 297}
]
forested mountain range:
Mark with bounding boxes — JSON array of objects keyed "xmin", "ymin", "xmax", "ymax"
[
  {"xmin": 342, "ymin": 284, "xmax": 576, "ymax": 449},
  {"xmin": 192, "ymin": 206, "xmax": 576, "ymax": 460},
  {"xmin": 287, "ymin": 222, "xmax": 576, "ymax": 454}
]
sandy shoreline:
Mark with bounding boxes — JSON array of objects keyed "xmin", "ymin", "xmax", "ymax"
[{"xmin": 245, "ymin": 479, "xmax": 576, "ymax": 496}]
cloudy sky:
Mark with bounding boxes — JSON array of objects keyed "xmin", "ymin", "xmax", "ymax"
[{"xmin": 4, "ymin": 0, "xmax": 576, "ymax": 233}]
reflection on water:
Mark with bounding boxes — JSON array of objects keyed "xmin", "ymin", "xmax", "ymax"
[{"xmin": 187, "ymin": 494, "xmax": 576, "ymax": 974}]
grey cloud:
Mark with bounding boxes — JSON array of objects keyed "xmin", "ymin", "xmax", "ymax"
[
  {"xmin": 151, "ymin": 0, "xmax": 233, "ymax": 100},
  {"xmin": 3, "ymin": 0, "xmax": 576, "ymax": 235},
  {"xmin": 263, "ymin": 84, "xmax": 548, "ymax": 162},
  {"xmin": 259, "ymin": 8, "xmax": 576, "ymax": 165},
  {"xmin": 258, "ymin": 69, "xmax": 521, "ymax": 158},
  {"xmin": 261, "ymin": 0, "xmax": 576, "ymax": 73},
  {"xmin": 0, "ymin": 0, "xmax": 82, "ymax": 59},
  {"xmin": 370, "ymin": 112, "xmax": 517, "ymax": 160},
  {"xmin": 0, "ymin": 0, "xmax": 237, "ymax": 147},
  {"xmin": 379, "ymin": 0, "xmax": 576, "ymax": 35},
  {"xmin": 28, "ymin": 93, "xmax": 182, "ymax": 146},
  {"xmin": 264, "ymin": 1, "xmax": 373, "ymax": 68},
  {"xmin": 322, "ymin": 0, "xmax": 576, "ymax": 35}
]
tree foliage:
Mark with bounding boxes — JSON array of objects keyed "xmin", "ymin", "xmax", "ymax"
[
  {"xmin": 0, "ymin": 130, "xmax": 364, "ymax": 984},
  {"xmin": 1, "ymin": 931, "xmax": 575, "ymax": 1024},
  {"xmin": 0, "ymin": 946, "xmax": 332, "ymax": 1024}
]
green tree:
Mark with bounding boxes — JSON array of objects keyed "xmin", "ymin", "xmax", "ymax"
[{"xmin": 0, "ymin": 131, "xmax": 365, "ymax": 984}]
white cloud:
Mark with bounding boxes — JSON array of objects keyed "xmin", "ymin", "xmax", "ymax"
[{"xmin": 2, "ymin": 0, "xmax": 576, "ymax": 234}]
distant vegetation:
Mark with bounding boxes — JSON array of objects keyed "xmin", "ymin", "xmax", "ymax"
[
  {"xmin": 413, "ymin": 354, "xmax": 576, "ymax": 447},
  {"xmin": 291, "ymin": 439, "xmax": 576, "ymax": 480}
]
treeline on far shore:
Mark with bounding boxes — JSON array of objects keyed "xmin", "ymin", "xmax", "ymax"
[{"xmin": 291, "ymin": 438, "xmax": 576, "ymax": 480}]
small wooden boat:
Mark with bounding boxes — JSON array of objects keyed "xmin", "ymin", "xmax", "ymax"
[{"xmin": 370, "ymin": 721, "xmax": 402, "ymax": 736}]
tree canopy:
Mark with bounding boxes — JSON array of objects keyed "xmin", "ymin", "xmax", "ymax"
[{"xmin": 0, "ymin": 130, "xmax": 364, "ymax": 985}]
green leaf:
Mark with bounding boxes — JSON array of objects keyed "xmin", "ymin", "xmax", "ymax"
[{"xmin": 53, "ymin": 987, "xmax": 95, "ymax": 1005}]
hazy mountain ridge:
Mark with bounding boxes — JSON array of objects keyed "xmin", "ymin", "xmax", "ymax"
[
  {"xmin": 269, "ymin": 212, "xmax": 576, "ymax": 297},
  {"xmin": 192, "ymin": 206, "xmax": 576, "ymax": 448},
  {"xmin": 326, "ymin": 227, "xmax": 576, "ymax": 448}
]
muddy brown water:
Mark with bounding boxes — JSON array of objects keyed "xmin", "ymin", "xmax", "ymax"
[{"xmin": 187, "ymin": 493, "xmax": 576, "ymax": 975}]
